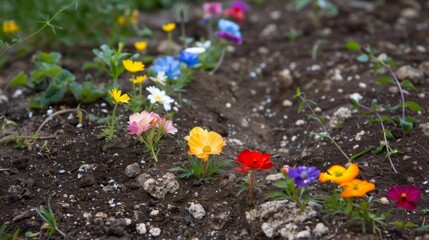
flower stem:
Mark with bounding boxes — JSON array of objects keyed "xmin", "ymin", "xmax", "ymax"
[
  {"xmin": 372, "ymin": 56, "xmax": 406, "ymax": 121},
  {"xmin": 299, "ymin": 95, "xmax": 351, "ymax": 163},
  {"xmin": 168, "ymin": 32, "xmax": 172, "ymax": 55},
  {"xmin": 248, "ymin": 170, "xmax": 255, "ymax": 200},
  {"xmin": 210, "ymin": 46, "xmax": 226, "ymax": 75},
  {"xmin": 358, "ymin": 103, "xmax": 398, "ymax": 173},
  {"xmin": 150, "ymin": 144, "xmax": 159, "ymax": 163},
  {"xmin": 202, "ymin": 160, "xmax": 208, "ymax": 178}
]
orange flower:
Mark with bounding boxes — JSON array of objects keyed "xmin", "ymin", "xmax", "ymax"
[
  {"xmin": 187, "ymin": 127, "xmax": 226, "ymax": 161},
  {"xmin": 340, "ymin": 179, "xmax": 375, "ymax": 198},
  {"xmin": 319, "ymin": 164, "xmax": 359, "ymax": 184}
]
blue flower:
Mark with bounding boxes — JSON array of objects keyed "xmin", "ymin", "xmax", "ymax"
[
  {"xmin": 288, "ymin": 166, "xmax": 320, "ymax": 187},
  {"xmin": 178, "ymin": 50, "xmax": 199, "ymax": 68},
  {"xmin": 215, "ymin": 19, "xmax": 242, "ymax": 44},
  {"xmin": 152, "ymin": 56, "xmax": 181, "ymax": 79}
]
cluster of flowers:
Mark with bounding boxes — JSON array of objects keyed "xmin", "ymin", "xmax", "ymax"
[
  {"xmin": 128, "ymin": 110, "xmax": 177, "ymax": 136},
  {"xmin": 203, "ymin": 0, "xmax": 249, "ymax": 24},
  {"xmin": 281, "ymin": 163, "xmax": 375, "ymax": 198}
]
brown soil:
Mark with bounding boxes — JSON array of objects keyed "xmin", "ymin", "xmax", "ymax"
[{"xmin": 1, "ymin": 1, "xmax": 429, "ymax": 239}]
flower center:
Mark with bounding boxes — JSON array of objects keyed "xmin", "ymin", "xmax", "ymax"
[
  {"xmin": 401, "ymin": 193, "xmax": 407, "ymax": 200},
  {"xmin": 253, "ymin": 159, "xmax": 258, "ymax": 165},
  {"xmin": 353, "ymin": 183, "xmax": 359, "ymax": 190},
  {"xmin": 203, "ymin": 145, "xmax": 211, "ymax": 153},
  {"xmin": 300, "ymin": 171, "xmax": 308, "ymax": 179},
  {"xmin": 155, "ymin": 95, "xmax": 162, "ymax": 101},
  {"xmin": 333, "ymin": 170, "xmax": 343, "ymax": 177}
]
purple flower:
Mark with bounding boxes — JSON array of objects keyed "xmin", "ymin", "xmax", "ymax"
[
  {"xmin": 178, "ymin": 50, "xmax": 199, "ymax": 68},
  {"xmin": 288, "ymin": 166, "xmax": 320, "ymax": 187},
  {"xmin": 230, "ymin": 0, "xmax": 249, "ymax": 13},
  {"xmin": 215, "ymin": 19, "xmax": 242, "ymax": 45}
]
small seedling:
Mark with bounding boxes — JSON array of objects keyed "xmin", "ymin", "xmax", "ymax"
[{"xmin": 25, "ymin": 198, "xmax": 66, "ymax": 239}]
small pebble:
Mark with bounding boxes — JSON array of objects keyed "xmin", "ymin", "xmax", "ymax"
[{"xmin": 359, "ymin": 82, "xmax": 367, "ymax": 88}]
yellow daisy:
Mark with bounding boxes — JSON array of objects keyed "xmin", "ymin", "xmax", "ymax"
[
  {"xmin": 109, "ymin": 88, "xmax": 130, "ymax": 104},
  {"xmin": 134, "ymin": 41, "xmax": 148, "ymax": 52},
  {"xmin": 122, "ymin": 59, "xmax": 145, "ymax": 73},
  {"xmin": 162, "ymin": 22, "xmax": 176, "ymax": 32},
  {"xmin": 2, "ymin": 20, "xmax": 20, "ymax": 34},
  {"xmin": 131, "ymin": 75, "xmax": 147, "ymax": 85}
]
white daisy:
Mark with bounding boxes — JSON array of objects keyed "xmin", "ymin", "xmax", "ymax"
[
  {"xmin": 349, "ymin": 93, "xmax": 363, "ymax": 103},
  {"xmin": 150, "ymin": 72, "xmax": 167, "ymax": 86},
  {"xmin": 146, "ymin": 86, "xmax": 174, "ymax": 111}
]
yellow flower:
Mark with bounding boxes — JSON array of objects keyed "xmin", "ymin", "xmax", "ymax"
[
  {"xmin": 122, "ymin": 59, "xmax": 145, "ymax": 73},
  {"xmin": 129, "ymin": 9, "xmax": 139, "ymax": 24},
  {"xmin": 340, "ymin": 179, "xmax": 375, "ymax": 198},
  {"xmin": 187, "ymin": 127, "xmax": 226, "ymax": 161},
  {"xmin": 131, "ymin": 75, "xmax": 147, "ymax": 85},
  {"xmin": 117, "ymin": 16, "xmax": 126, "ymax": 26},
  {"xmin": 134, "ymin": 41, "xmax": 148, "ymax": 52},
  {"xmin": 319, "ymin": 164, "xmax": 360, "ymax": 184},
  {"xmin": 2, "ymin": 20, "xmax": 20, "ymax": 34},
  {"xmin": 162, "ymin": 22, "xmax": 176, "ymax": 32},
  {"xmin": 109, "ymin": 88, "xmax": 130, "ymax": 104},
  {"xmin": 184, "ymin": 127, "xmax": 205, "ymax": 141}
]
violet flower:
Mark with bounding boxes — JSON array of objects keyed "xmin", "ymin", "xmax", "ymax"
[
  {"xmin": 230, "ymin": 0, "xmax": 249, "ymax": 13},
  {"xmin": 288, "ymin": 166, "xmax": 320, "ymax": 187},
  {"xmin": 215, "ymin": 19, "xmax": 242, "ymax": 45}
]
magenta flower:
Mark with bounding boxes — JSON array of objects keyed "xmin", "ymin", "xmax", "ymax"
[
  {"xmin": 156, "ymin": 117, "xmax": 178, "ymax": 134},
  {"xmin": 128, "ymin": 111, "xmax": 158, "ymax": 136},
  {"xmin": 203, "ymin": 2, "xmax": 223, "ymax": 19},
  {"xmin": 288, "ymin": 166, "xmax": 320, "ymax": 187},
  {"xmin": 230, "ymin": 0, "xmax": 249, "ymax": 13},
  {"xmin": 387, "ymin": 185, "xmax": 421, "ymax": 211}
]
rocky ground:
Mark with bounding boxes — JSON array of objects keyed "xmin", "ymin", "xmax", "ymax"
[{"xmin": 1, "ymin": 1, "xmax": 429, "ymax": 239}]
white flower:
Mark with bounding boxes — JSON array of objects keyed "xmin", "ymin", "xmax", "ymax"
[
  {"xmin": 349, "ymin": 93, "xmax": 363, "ymax": 103},
  {"xmin": 195, "ymin": 40, "xmax": 211, "ymax": 49},
  {"xmin": 185, "ymin": 47, "xmax": 206, "ymax": 54},
  {"xmin": 146, "ymin": 86, "xmax": 174, "ymax": 111},
  {"xmin": 150, "ymin": 72, "xmax": 167, "ymax": 86}
]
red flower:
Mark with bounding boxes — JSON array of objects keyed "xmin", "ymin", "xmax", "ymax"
[
  {"xmin": 224, "ymin": 8, "xmax": 245, "ymax": 24},
  {"xmin": 234, "ymin": 149, "xmax": 273, "ymax": 174},
  {"xmin": 387, "ymin": 185, "xmax": 421, "ymax": 211}
]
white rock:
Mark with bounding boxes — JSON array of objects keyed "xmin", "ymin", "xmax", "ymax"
[
  {"xmin": 265, "ymin": 173, "xmax": 284, "ymax": 182},
  {"xmin": 420, "ymin": 123, "xmax": 429, "ymax": 136},
  {"xmin": 12, "ymin": 89, "xmax": 23, "ymax": 98},
  {"xmin": 188, "ymin": 203, "xmax": 206, "ymax": 220},
  {"xmin": 261, "ymin": 23, "xmax": 277, "ymax": 37},
  {"xmin": 279, "ymin": 69, "xmax": 293, "ymax": 87},
  {"xmin": 400, "ymin": 8, "xmax": 419, "ymax": 19},
  {"xmin": 395, "ymin": 65, "xmax": 425, "ymax": 85},
  {"xmin": 0, "ymin": 95, "xmax": 8, "ymax": 104},
  {"xmin": 143, "ymin": 173, "xmax": 180, "ymax": 199},
  {"xmin": 379, "ymin": 197, "xmax": 389, "ymax": 205},
  {"xmin": 296, "ymin": 229, "xmax": 311, "ymax": 238},
  {"xmin": 329, "ymin": 107, "xmax": 352, "ymax": 128},
  {"xmin": 295, "ymin": 120, "xmax": 305, "ymax": 126},
  {"xmin": 136, "ymin": 223, "xmax": 147, "ymax": 235},
  {"xmin": 270, "ymin": 10, "xmax": 281, "ymax": 20},
  {"xmin": 358, "ymin": 82, "xmax": 367, "ymax": 88},
  {"xmin": 150, "ymin": 210, "xmax": 159, "ymax": 216},
  {"xmin": 355, "ymin": 130, "xmax": 365, "ymax": 141},
  {"xmin": 282, "ymin": 99, "xmax": 293, "ymax": 107},
  {"xmin": 149, "ymin": 227, "xmax": 161, "ymax": 237},
  {"xmin": 225, "ymin": 102, "xmax": 231, "ymax": 108},
  {"xmin": 312, "ymin": 223, "xmax": 329, "ymax": 237}
]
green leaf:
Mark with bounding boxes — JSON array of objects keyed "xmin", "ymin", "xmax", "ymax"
[
  {"xmin": 7, "ymin": 71, "xmax": 28, "ymax": 87},
  {"xmin": 345, "ymin": 41, "xmax": 360, "ymax": 52},
  {"xmin": 294, "ymin": 0, "xmax": 312, "ymax": 11},
  {"xmin": 297, "ymin": 101, "xmax": 304, "ymax": 113},
  {"xmin": 350, "ymin": 146, "xmax": 373, "ymax": 160},
  {"xmin": 68, "ymin": 82, "xmax": 106, "ymax": 103},
  {"xmin": 381, "ymin": 130, "xmax": 394, "ymax": 140},
  {"xmin": 376, "ymin": 76, "xmax": 395, "ymax": 85},
  {"xmin": 35, "ymin": 51, "xmax": 61, "ymax": 64},
  {"xmin": 401, "ymin": 80, "xmax": 417, "ymax": 91},
  {"xmin": 372, "ymin": 142, "xmax": 386, "ymax": 155},
  {"xmin": 400, "ymin": 118, "xmax": 413, "ymax": 132},
  {"xmin": 404, "ymin": 101, "xmax": 422, "ymax": 112},
  {"xmin": 312, "ymin": 132, "xmax": 329, "ymax": 138}
]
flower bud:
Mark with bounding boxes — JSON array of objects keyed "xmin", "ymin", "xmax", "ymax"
[{"xmin": 280, "ymin": 165, "xmax": 290, "ymax": 175}]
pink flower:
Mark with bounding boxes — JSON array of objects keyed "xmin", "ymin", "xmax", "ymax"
[
  {"xmin": 156, "ymin": 117, "xmax": 178, "ymax": 134},
  {"xmin": 128, "ymin": 111, "xmax": 158, "ymax": 136},
  {"xmin": 387, "ymin": 185, "xmax": 421, "ymax": 211},
  {"xmin": 203, "ymin": 2, "xmax": 223, "ymax": 19}
]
